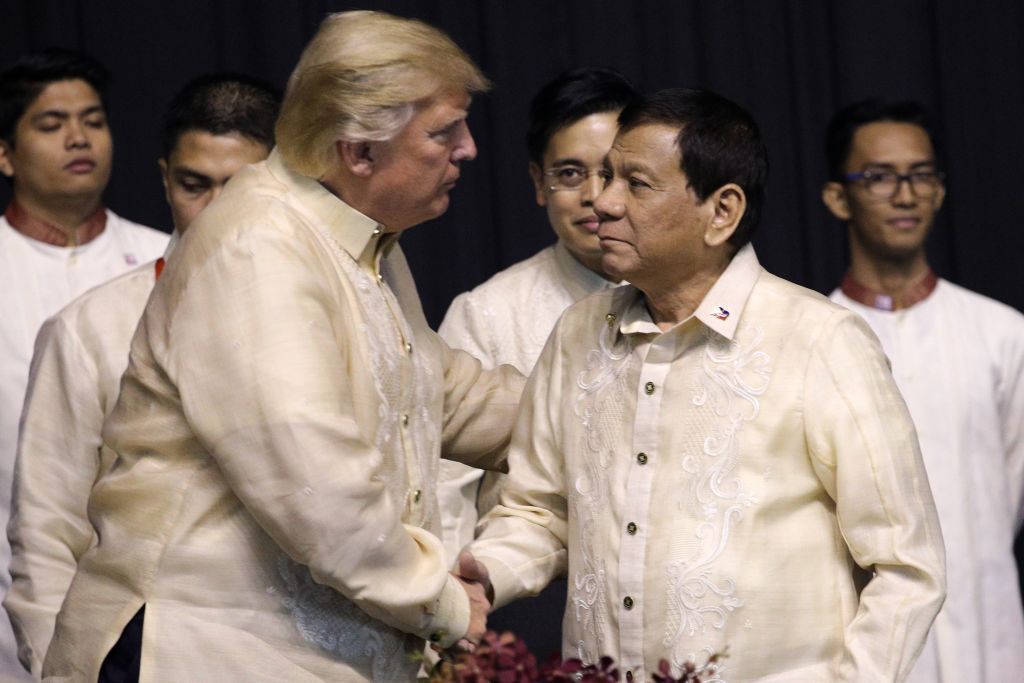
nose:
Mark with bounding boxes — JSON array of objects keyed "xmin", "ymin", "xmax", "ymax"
[
  {"xmin": 452, "ymin": 121, "xmax": 477, "ymax": 163},
  {"xmin": 65, "ymin": 119, "xmax": 90, "ymax": 149},
  {"xmin": 594, "ymin": 181, "xmax": 623, "ymax": 221},
  {"xmin": 891, "ymin": 176, "xmax": 917, "ymax": 206},
  {"xmin": 579, "ymin": 172, "xmax": 603, "ymax": 205}
]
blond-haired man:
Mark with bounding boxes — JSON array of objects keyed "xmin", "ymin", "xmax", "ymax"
[{"xmin": 43, "ymin": 12, "xmax": 521, "ymax": 682}]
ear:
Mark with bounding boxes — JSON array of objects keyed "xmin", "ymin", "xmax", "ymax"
[
  {"xmin": 337, "ymin": 139, "xmax": 375, "ymax": 178},
  {"xmin": 821, "ymin": 181, "xmax": 851, "ymax": 221},
  {"xmin": 703, "ymin": 183, "xmax": 745, "ymax": 247},
  {"xmin": 528, "ymin": 162, "xmax": 547, "ymax": 207},
  {"xmin": 157, "ymin": 158, "xmax": 170, "ymax": 198},
  {"xmin": 932, "ymin": 180, "xmax": 946, "ymax": 212},
  {"xmin": 0, "ymin": 140, "xmax": 15, "ymax": 179}
]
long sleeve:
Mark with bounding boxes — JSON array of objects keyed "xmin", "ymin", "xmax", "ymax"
[
  {"xmin": 997, "ymin": 320, "xmax": 1024, "ymax": 531},
  {"xmin": 804, "ymin": 310, "xmax": 946, "ymax": 682},
  {"xmin": 469, "ymin": 324, "xmax": 570, "ymax": 610},
  {"xmin": 163, "ymin": 226, "xmax": 470, "ymax": 647},
  {"xmin": 4, "ymin": 318, "xmax": 105, "ymax": 676}
]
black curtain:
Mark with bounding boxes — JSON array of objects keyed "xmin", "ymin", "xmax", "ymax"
[{"xmin": 3, "ymin": 0, "xmax": 1023, "ymax": 659}]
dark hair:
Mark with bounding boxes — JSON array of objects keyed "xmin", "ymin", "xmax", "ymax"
[
  {"xmin": 161, "ymin": 74, "xmax": 281, "ymax": 159},
  {"xmin": 0, "ymin": 48, "xmax": 110, "ymax": 144},
  {"xmin": 526, "ymin": 66, "xmax": 638, "ymax": 165},
  {"xmin": 618, "ymin": 88, "xmax": 768, "ymax": 248},
  {"xmin": 825, "ymin": 99, "xmax": 938, "ymax": 180}
]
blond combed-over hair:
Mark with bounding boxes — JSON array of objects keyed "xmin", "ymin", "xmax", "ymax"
[{"xmin": 276, "ymin": 10, "xmax": 490, "ymax": 178}]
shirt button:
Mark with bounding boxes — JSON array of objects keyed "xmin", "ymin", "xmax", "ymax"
[
  {"xmin": 626, "ymin": 671, "xmax": 634, "ymax": 682},
  {"xmin": 401, "ymin": 414, "xmax": 409, "ymax": 427},
  {"xmin": 605, "ymin": 312, "xmax": 617, "ymax": 326},
  {"xmin": 413, "ymin": 489, "xmax": 422, "ymax": 503},
  {"xmin": 626, "ymin": 522, "xmax": 637, "ymax": 535},
  {"xmin": 623, "ymin": 596, "xmax": 634, "ymax": 609},
  {"xmin": 644, "ymin": 381, "xmax": 655, "ymax": 395},
  {"xmin": 376, "ymin": 272, "xmax": 384, "ymax": 282},
  {"xmin": 404, "ymin": 342, "xmax": 413, "ymax": 354},
  {"xmin": 372, "ymin": 227, "xmax": 382, "ymax": 236},
  {"xmin": 637, "ymin": 452, "xmax": 648, "ymax": 465}
]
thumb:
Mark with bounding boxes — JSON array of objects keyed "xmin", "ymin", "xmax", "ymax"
[{"xmin": 457, "ymin": 550, "xmax": 487, "ymax": 582}]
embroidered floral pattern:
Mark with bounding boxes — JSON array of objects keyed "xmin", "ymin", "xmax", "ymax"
[
  {"xmin": 663, "ymin": 323, "xmax": 771, "ymax": 674},
  {"xmin": 276, "ymin": 555, "xmax": 416, "ymax": 681},
  {"xmin": 570, "ymin": 312, "xmax": 635, "ymax": 662}
]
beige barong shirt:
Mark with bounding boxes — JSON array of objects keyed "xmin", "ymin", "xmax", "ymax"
[
  {"xmin": 471, "ymin": 246, "xmax": 946, "ymax": 682},
  {"xmin": 42, "ymin": 150, "xmax": 521, "ymax": 682}
]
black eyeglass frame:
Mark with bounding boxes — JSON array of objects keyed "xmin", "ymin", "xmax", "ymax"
[{"xmin": 842, "ymin": 169, "xmax": 946, "ymax": 199}]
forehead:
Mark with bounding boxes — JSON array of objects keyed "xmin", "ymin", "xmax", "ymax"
[
  {"xmin": 24, "ymin": 79, "xmax": 102, "ymax": 115},
  {"xmin": 847, "ymin": 121, "xmax": 935, "ymax": 167},
  {"xmin": 544, "ymin": 111, "xmax": 619, "ymax": 162},
  {"xmin": 169, "ymin": 130, "xmax": 268, "ymax": 169},
  {"xmin": 609, "ymin": 123, "xmax": 682, "ymax": 169}
]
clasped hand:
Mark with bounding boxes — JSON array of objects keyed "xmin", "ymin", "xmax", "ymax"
[{"xmin": 451, "ymin": 550, "xmax": 492, "ymax": 652}]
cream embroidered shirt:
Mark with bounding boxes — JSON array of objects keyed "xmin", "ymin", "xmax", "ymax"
[
  {"xmin": 5, "ymin": 256, "xmax": 163, "ymax": 676},
  {"xmin": 832, "ymin": 281, "xmax": 1024, "ymax": 683},
  {"xmin": 437, "ymin": 242, "xmax": 616, "ymax": 561},
  {"xmin": 0, "ymin": 210, "xmax": 167, "ymax": 682},
  {"xmin": 471, "ymin": 245, "xmax": 946, "ymax": 682},
  {"xmin": 42, "ymin": 150, "xmax": 522, "ymax": 682}
]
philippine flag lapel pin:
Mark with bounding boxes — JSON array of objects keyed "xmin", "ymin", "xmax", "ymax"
[{"xmin": 711, "ymin": 306, "xmax": 730, "ymax": 321}]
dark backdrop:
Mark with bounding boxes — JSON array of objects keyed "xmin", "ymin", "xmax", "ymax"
[{"xmin": 3, "ymin": 0, "xmax": 1023, "ymax": 659}]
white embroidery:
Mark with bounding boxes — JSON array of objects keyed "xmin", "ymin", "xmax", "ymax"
[
  {"xmin": 664, "ymin": 324, "xmax": 771, "ymax": 672},
  {"xmin": 570, "ymin": 313, "xmax": 634, "ymax": 662},
  {"xmin": 276, "ymin": 555, "xmax": 416, "ymax": 682}
]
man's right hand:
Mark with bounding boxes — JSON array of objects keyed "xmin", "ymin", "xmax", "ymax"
[{"xmin": 452, "ymin": 550, "xmax": 492, "ymax": 650}]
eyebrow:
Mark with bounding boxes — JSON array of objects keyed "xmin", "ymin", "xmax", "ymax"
[
  {"xmin": 31, "ymin": 104, "xmax": 105, "ymax": 123},
  {"xmin": 172, "ymin": 167, "xmax": 214, "ymax": 183},
  {"xmin": 548, "ymin": 157, "xmax": 587, "ymax": 167},
  {"xmin": 862, "ymin": 160, "xmax": 937, "ymax": 170}
]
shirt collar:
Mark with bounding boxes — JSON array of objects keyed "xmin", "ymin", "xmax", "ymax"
[
  {"xmin": 553, "ymin": 239, "xmax": 618, "ymax": 295},
  {"xmin": 839, "ymin": 268, "xmax": 937, "ymax": 311},
  {"xmin": 265, "ymin": 148, "xmax": 387, "ymax": 265},
  {"xmin": 4, "ymin": 200, "xmax": 107, "ymax": 247},
  {"xmin": 618, "ymin": 244, "xmax": 761, "ymax": 341}
]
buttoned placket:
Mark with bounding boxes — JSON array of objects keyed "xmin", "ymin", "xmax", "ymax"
[
  {"xmin": 368, "ymin": 234, "xmax": 424, "ymax": 525},
  {"xmin": 617, "ymin": 325, "xmax": 678, "ymax": 676}
]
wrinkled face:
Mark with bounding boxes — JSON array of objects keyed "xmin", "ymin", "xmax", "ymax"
[
  {"xmin": 594, "ymin": 123, "xmax": 713, "ymax": 290},
  {"xmin": 0, "ymin": 79, "xmax": 113, "ymax": 205},
  {"xmin": 529, "ymin": 112, "xmax": 619, "ymax": 277},
  {"xmin": 369, "ymin": 87, "xmax": 477, "ymax": 231},
  {"xmin": 159, "ymin": 131, "xmax": 269, "ymax": 234},
  {"xmin": 831, "ymin": 121, "xmax": 944, "ymax": 262}
]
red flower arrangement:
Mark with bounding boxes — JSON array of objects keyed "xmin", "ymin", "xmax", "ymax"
[{"xmin": 424, "ymin": 630, "xmax": 723, "ymax": 682}]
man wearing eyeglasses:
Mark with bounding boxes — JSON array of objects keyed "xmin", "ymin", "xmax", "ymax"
[
  {"xmin": 436, "ymin": 67, "xmax": 636, "ymax": 657},
  {"xmin": 822, "ymin": 98, "xmax": 1024, "ymax": 683}
]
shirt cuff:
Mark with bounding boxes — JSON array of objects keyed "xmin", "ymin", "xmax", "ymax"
[
  {"xmin": 416, "ymin": 572, "xmax": 471, "ymax": 649},
  {"xmin": 473, "ymin": 554, "xmax": 520, "ymax": 611}
]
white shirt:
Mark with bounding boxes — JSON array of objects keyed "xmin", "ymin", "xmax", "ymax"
[
  {"xmin": 5, "ymin": 258, "xmax": 161, "ymax": 676},
  {"xmin": 832, "ymin": 279, "xmax": 1024, "ymax": 683},
  {"xmin": 437, "ymin": 242, "xmax": 615, "ymax": 560},
  {"xmin": 0, "ymin": 211, "xmax": 167, "ymax": 680},
  {"xmin": 42, "ymin": 151, "xmax": 522, "ymax": 682},
  {"xmin": 471, "ymin": 246, "xmax": 946, "ymax": 682}
]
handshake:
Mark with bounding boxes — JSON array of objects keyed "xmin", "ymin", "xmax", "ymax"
[{"xmin": 451, "ymin": 550, "xmax": 493, "ymax": 651}]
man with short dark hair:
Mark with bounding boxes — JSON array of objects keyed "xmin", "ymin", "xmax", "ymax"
[
  {"xmin": 0, "ymin": 48, "xmax": 167, "ymax": 681},
  {"xmin": 466, "ymin": 88, "xmax": 946, "ymax": 681},
  {"xmin": 823, "ymin": 98, "xmax": 1024, "ymax": 682},
  {"xmin": 3, "ymin": 74, "xmax": 279, "ymax": 678},
  {"xmin": 44, "ymin": 11, "xmax": 521, "ymax": 681},
  {"xmin": 437, "ymin": 64, "xmax": 636, "ymax": 660}
]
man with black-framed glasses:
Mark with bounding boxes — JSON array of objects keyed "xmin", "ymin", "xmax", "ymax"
[{"xmin": 823, "ymin": 98, "xmax": 1024, "ymax": 683}]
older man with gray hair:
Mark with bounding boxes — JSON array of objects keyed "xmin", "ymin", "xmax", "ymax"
[{"xmin": 43, "ymin": 11, "xmax": 521, "ymax": 682}]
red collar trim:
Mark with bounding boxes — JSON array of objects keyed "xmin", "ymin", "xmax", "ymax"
[
  {"xmin": 840, "ymin": 269, "xmax": 938, "ymax": 311},
  {"xmin": 4, "ymin": 201, "xmax": 107, "ymax": 247}
]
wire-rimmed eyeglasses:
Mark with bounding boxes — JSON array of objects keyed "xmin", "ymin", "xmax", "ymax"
[
  {"xmin": 843, "ymin": 169, "xmax": 945, "ymax": 200},
  {"xmin": 543, "ymin": 165, "xmax": 607, "ymax": 192}
]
